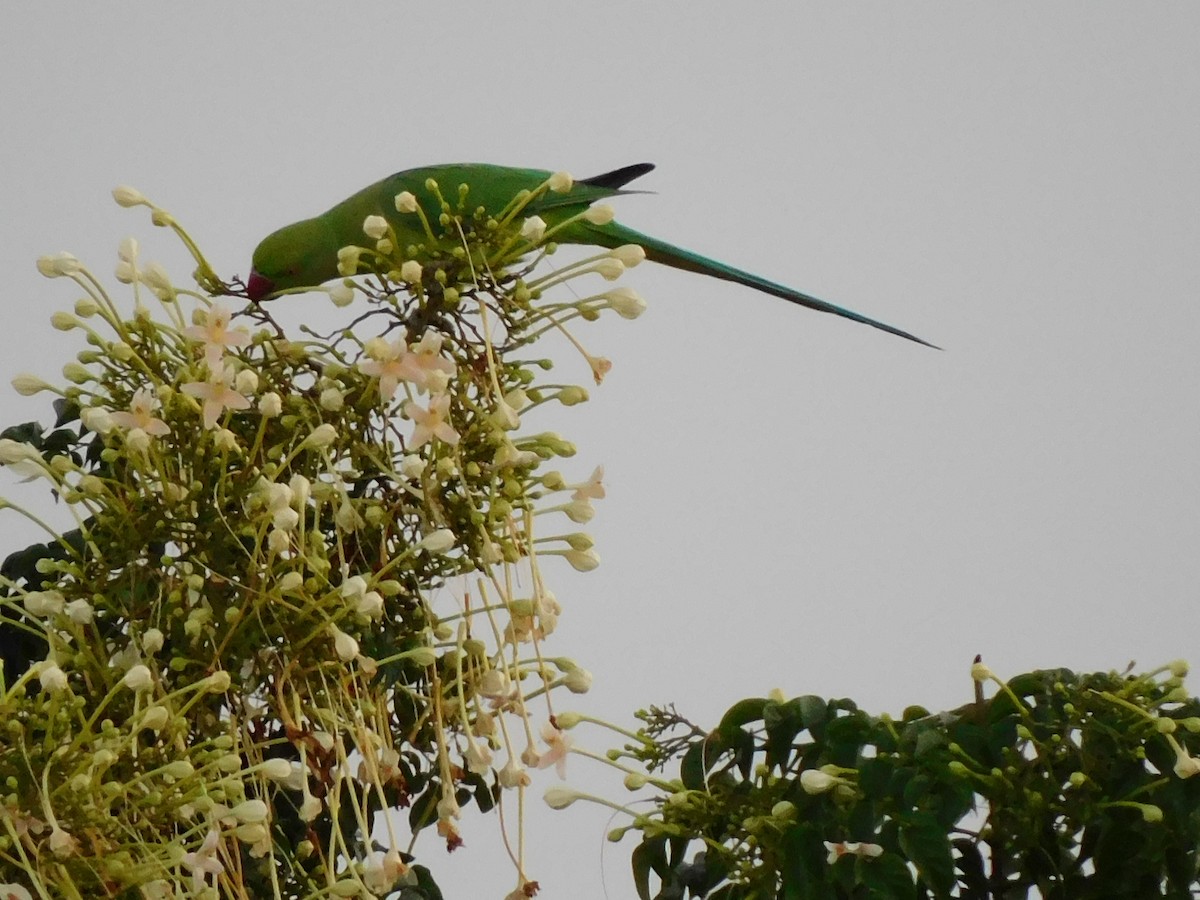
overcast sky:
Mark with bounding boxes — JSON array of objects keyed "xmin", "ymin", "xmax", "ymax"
[{"xmin": 3, "ymin": 5, "xmax": 1199, "ymax": 897}]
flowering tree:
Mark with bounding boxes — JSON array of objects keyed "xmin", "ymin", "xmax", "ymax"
[
  {"xmin": 0, "ymin": 176, "xmax": 639, "ymax": 899},
  {"xmin": 2, "ymin": 177, "xmax": 1199, "ymax": 900}
]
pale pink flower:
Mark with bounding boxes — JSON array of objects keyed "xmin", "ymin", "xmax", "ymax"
[
  {"xmin": 110, "ymin": 387, "xmax": 170, "ymax": 437},
  {"xmin": 183, "ymin": 304, "xmax": 251, "ymax": 369},
  {"xmin": 403, "ymin": 394, "xmax": 459, "ymax": 448},
  {"xmin": 535, "ymin": 722, "xmax": 572, "ymax": 778},
  {"xmin": 181, "ymin": 365, "xmax": 252, "ymax": 429}
]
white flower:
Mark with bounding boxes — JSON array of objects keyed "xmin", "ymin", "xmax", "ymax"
[
  {"xmin": 183, "ymin": 304, "xmax": 251, "ymax": 369},
  {"xmin": 181, "ymin": 365, "xmax": 252, "ymax": 430},
  {"xmin": 0, "ymin": 882, "xmax": 34, "ymax": 900},
  {"xmin": 394, "ymin": 191, "xmax": 418, "ymax": 213},
  {"xmin": 181, "ymin": 829, "xmax": 223, "ymax": 893},
  {"xmin": 547, "ymin": 171, "xmax": 573, "ymax": 193},
  {"xmin": 404, "ymin": 395, "xmax": 459, "ymax": 448},
  {"xmin": 824, "ymin": 840, "xmax": 883, "ymax": 864},
  {"xmin": 535, "ymin": 722, "xmax": 572, "ymax": 778},
  {"xmin": 110, "ymin": 387, "xmax": 170, "ymax": 438},
  {"xmin": 362, "ymin": 215, "xmax": 389, "ymax": 240}
]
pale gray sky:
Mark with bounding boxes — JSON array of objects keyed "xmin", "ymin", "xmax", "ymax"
[{"xmin": 3, "ymin": 4, "xmax": 1199, "ymax": 897}]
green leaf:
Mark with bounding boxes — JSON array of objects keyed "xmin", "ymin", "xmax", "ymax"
[
  {"xmin": 857, "ymin": 852, "xmax": 917, "ymax": 900},
  {"xmin": 897, "ymin": 813, "xmax": 955, "ymax": 897}
]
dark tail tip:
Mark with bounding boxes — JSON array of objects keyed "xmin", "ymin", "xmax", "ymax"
[{"xmin": 580, "ymin": 163, "xmax": 656, "ymax": 191}]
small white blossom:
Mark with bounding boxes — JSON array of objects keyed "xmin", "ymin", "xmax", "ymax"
[{"xmin": 394, "ymin": 191, "xmax": 418, "ymax": 213}]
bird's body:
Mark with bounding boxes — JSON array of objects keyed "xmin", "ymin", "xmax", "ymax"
[{"xmin": 248, "ymin": 163, "xmax": 934, "ymax": 347}]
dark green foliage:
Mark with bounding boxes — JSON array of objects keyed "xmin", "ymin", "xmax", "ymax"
[{"xmin": 627, "ymin": 668, "xmax": 1200, "ymax": 898}]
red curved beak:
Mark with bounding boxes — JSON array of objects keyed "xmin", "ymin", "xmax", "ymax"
[{"xmin": 246, "ymin": 270, "xmax": 275, "ymax": 301}]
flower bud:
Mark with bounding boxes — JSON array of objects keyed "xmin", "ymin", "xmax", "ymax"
[
  {"xmin": 123, "ymin": 665, "xmax": 153, "ymax": 692},
  {"xmin": 583, "ymin": 204, "xmax": 614, "ymax": 225},
  {"xmin": 419, "ymin": 528, "xmax": 456, "ymax": 553},
  {"xmin": 11, "ymin": 374, "xmax": 53, "ymax": 396},
  {"xmin": 400, "ymin": 260, "xmax": 423, "ymax": 284},
  {"xmin": 362, "ymin": 215, "xmax": 389, "ymax": 240},
  {"xmin": 305, "ymin": 423, "xmax": 337, "ymax": 448},
  {"xmin": 112, "ymin": 185, "xmax": 148, "ymax": 207},
  {"xmin": 609, "ymin": 244, "xmax": 646, "ymax": 267}
]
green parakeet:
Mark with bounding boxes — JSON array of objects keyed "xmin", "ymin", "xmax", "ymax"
[{"xmin": 248, "ymin": 163, "xmax": 934, "ymax": 347}]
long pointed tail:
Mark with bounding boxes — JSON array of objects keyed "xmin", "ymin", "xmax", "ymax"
[{"xmin": 578, "ymin": 221, "xmax": 939, "ymax": 348}]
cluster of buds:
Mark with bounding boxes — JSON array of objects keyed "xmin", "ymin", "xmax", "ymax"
[{"xmin": 0, "ymin": 173, "xmax": 641, "ymax": 898}]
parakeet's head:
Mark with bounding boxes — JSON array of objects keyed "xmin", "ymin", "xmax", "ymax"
[{"xmin": 247, "ymin": 217, "xmax": 339, "ymax": 301}]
